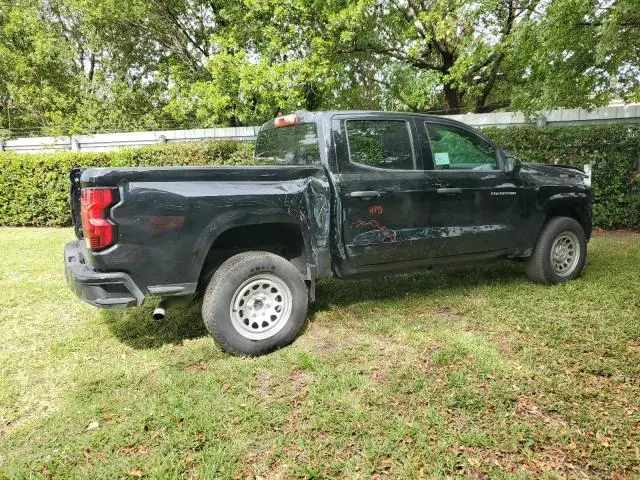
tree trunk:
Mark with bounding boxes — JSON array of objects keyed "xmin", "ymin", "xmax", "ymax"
[
  {"xmin": 88, "ymin": 53, "xmax": 95, "ymax": 83},
  {"xmin": 443, "ymin": 83, "xmax": 463, "ymax": 114},
  {"xmin": 440, "ymin": 51, "xmax": 463, "ymax": 114},
  {"xmin": 474, "ymin": 101, "xmax": 510, "ymax": 113}
]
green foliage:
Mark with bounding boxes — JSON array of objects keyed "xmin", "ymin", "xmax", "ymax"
[
  {"xmin": 1, "ymin": 0, "xmax": 638, "ymax": 134},
  {"xmin": 320, "ymin": 0, "xmax": 528, "ymax": 113},
  {"xmin": 503, "ymin": 0, "xmax": 640, "ymax": 113},
  {"xmin": 483, "ymin": 124, "xmax": 640, "ymax": 229},
  {"xmin": 0, "ymin": 125, "xmax": 638, "ymax": 229},
  {"xmin": 0, "ymin": 141, "xmax": 253, "ymax": 227}
]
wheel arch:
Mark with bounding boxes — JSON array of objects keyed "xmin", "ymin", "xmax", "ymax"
[
  {"xmin": 543, "ymin": 197, "xmax": 592, "ymax": 240},
  {"xmin": 196, "ymin": 215, "xmax": 314, "ymax": 291}
]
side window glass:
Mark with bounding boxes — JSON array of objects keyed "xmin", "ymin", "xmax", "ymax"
[
  {"xmin": 425, "ymin": 123, "xmax": 498, "ymax": 170},
  {"xmin": 346, "ymin": 120, "xmax": 415, "ymax": 170}
]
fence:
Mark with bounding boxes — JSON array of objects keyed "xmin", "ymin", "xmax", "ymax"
[{"xmin": 1, "ymin": 105, "xmax": 639, "ymax": 154}]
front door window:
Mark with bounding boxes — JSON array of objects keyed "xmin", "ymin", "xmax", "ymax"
[{"xmin": 425, "ymin": 123, "xmax": 499, "ymax": 171}]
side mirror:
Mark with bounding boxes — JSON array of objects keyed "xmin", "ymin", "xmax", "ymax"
[{"xmin": 504, "ymin": 156, "xmax": 521, "ymax": 174}]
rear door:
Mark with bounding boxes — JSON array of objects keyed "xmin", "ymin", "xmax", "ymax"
[
  {"xmin": 332, "ymin": 114, "xmax": 435, "ymax": 267},
  {"xmin": 419, "ymin": 120, "xmax": 525, "ymax": 257}
]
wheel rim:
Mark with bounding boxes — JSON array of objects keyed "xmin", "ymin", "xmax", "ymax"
[
  {"xmin": 550, "ymin": 231, "xmax": 580, "ymax": 277},
  {"xmin": 229, "ymin": 274, "xmax": 293, "ymax": 340}
]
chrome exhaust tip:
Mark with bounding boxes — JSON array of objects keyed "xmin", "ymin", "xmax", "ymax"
[{"xmin": 152, "ymin": 301, "xmax": 167, "ymax": 321}]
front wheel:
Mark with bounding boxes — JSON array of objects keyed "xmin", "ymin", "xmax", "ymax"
[
  {"xmin": 525, "ymin": 216, "xmax": 587, "ymax": 284},
  {"xmin": 202, "ymin": 251, "xmax": 308, "ymax": 356}
]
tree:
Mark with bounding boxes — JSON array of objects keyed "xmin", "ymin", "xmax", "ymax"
[
  {"xmin": 594, "ymin": 0, "xmax": 640, "ymax": 102},
  {"xmin": 505, "ymin": 0, "xmax": 640, "ymax": 111},
  {"xmin": 163, "ymin": 0, "xmax": 381, "ymax": 126},
  {"xmin": 319, "ymin": 0, "xmax": 537, "ymax": 113},
  {"xmin": 0, "ymin": 0, "xmax": 78, "ymax": 134},
  {"xmin": 0, "ymin": 0, "xmax": 638, "ymax": 135}
]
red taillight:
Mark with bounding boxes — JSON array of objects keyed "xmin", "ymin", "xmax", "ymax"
[
  {"xmin": 274, "ymin": 114, "xmax": 298, "ymax": 128},
  {"xmin": 80, "ymin": 188, "xmax": 117, "ymax": 250}
]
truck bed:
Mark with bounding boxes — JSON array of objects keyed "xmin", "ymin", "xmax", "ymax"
[{"xmin": 71, "ymin": 165, "xmax": 331, "ymax": 300}]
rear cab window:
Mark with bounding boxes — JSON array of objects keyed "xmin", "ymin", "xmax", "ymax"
[{"xmin": 254, "ymin": 123, "xmax": 321, "ymax": 165}]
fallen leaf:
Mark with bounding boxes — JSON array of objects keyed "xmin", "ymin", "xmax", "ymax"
[
  {"xmin": 87, "ymin": 421, "xmax": 99, "ymax": 431},
  {"xmin": 127, "ymin": 467, "xmax": 143, "ymax": 478},
  {"xmin": 137, "ymin": 445, "xmax": 150, "ymax": 455}
]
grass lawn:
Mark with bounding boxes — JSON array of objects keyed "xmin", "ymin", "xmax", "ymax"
[{"xmin": 0, "ymin": 228, "xmax": 638, "ymax": 479}]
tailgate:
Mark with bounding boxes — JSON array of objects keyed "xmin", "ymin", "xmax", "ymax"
[{"xmin": 69, "ymin": 168, "xmax": 83, "ymax": 239}]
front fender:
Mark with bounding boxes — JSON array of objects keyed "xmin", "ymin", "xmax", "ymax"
[{"xmin": 540, "ymin": 188, "xmax": 593, "ymax": 240}]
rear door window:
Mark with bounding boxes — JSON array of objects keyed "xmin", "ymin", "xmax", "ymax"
[{"xmin": 346, "ymin": 120, "xmax": 415, "ymax": 170}]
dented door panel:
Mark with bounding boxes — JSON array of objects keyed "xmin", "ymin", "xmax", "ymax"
[
  {"xmin": 427, "ymin": 170, "xmax": 525, "ymax": 256},
  {"xmin": 330, "ymin": 114, "xmax": 436, "ymax": 268},
  {"xmin": 337, "ymin": 170, "xmax": 436, "ymax": 265},
  {"xmin": 418, "ymin": 120, "xmax": 526, "ymax": 257}
]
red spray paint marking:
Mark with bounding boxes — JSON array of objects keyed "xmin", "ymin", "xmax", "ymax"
[
  {"xmin": 352, "ymin": 220, "xmax": 397, "ymax": 243},
  {"xmin": 369, "ymin": 205, "xmax": 384, "ymax": 215}
]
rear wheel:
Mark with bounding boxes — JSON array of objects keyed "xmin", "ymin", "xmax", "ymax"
[
  {"xmin": 202, "ymin": 251, "xmax": 308, "ymax": 356},
  {"xmin": 525, "ymin": 216, "xmax": 587, "ymax": 284}
]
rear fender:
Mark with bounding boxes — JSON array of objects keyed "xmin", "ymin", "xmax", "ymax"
[{"xmin": 194, "ymin": 211, "xmax": 314, "ymax": 277}]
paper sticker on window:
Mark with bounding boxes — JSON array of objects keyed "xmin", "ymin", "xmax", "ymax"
[{"xmin": 434, "ymin": 152, "xmax": 450, "ymax": 166}]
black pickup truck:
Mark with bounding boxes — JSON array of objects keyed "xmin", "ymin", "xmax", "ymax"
[{"xmin": 65, "ymin": 111, "xmax": 593, "ymax": 355}]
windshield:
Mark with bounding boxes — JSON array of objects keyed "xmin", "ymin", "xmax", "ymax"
[{"xmin": 254, "ymin": 123, "xmax": 321, "ymax": 165}]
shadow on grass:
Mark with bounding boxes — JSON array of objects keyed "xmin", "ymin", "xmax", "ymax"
[
  {"xmin": 102, "ymin": 300, "xmax": 207, "ymax": 350},
  {"xmin": 103, "ymin": 261, "xmax": 525, "ymax": 350},
  {"xmin": 311, "ymin": 260, "xmax": 525, "ymax": 313}
]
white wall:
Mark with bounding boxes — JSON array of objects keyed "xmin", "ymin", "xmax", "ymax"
[
  {"xmin": 2, "ymin": 105, "xmax": 639, "ymax": 154},
  {"xmin": 2, "ymin": 126, "xmax": 261, "ymax": 154}
]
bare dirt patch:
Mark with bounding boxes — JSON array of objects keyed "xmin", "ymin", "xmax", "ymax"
[
  {"xmin": 295, "ymin": 323, "xmax": 357, "ymax": 356},
  {"xmin": 592, "ymin": 228, "xmax": 640, "ymax": 238},
  {"xmin": 254, "ymin": 371, "xmax": 272, "ymax": 398},
  {"xmin": 515, "ymin": 393, "xmax": 568, "ymax": 429},
  {"xmin": 184, "ymin": 362, "xmax": 207, "ymax": 373},
  {"xmin": 289, "ymin": 369, "xmax": 312, "ymax": 391}
]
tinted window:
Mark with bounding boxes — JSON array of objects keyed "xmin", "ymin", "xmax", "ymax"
[
  {"xmin": 254, "ymin": 123, "xmax": 320, "ymax": 165},
  {"xmin": 346, "ymin": 120, "xmax": 415, "ymax": 170},
  {"xmin": 425, "ymin": 123, "xmax": 498, "ymax": 170}
]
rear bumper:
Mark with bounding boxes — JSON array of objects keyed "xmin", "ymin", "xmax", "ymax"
[{"xmin": 64, "ymin": 240, "xmax": 145, "ymax": 308}]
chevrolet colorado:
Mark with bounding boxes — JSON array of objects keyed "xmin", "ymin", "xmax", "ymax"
[{"xmin": 64, "ymin": 111, "xmax": 593, "ymax": 355}]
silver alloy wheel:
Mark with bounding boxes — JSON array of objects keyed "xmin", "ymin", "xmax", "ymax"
[
  {"xmin": 550, "ymin": 231, "xmax": 580, "ymax": 277},
  {"xmin": 229, "ymin": 274, "xmax": 293, "ymax": 340}
]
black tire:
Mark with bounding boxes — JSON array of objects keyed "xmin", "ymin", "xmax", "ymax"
[
  {"xmin": 202, "ymin": 251, "xmax": 308, "ymax": 356},
  {"xmin": 525, "ymin": 216, "xmax": 587, "ymax": 285}
]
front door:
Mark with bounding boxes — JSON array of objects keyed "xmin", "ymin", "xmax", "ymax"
[
  {"xmin": 419, "ymin": 120, "xmax": 525, "ymax": 257},
  {"xmin": 333, "ymin": 115, "xmax": 434, "ymax": 267}
]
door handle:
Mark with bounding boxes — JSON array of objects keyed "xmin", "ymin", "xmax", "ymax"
[
  {"xmin": 436, "ymin": 187, "xmax": 462, "ymax": 195},
  {"xmin": 348, "ymin": 190, "xmax": 380, "ymax": 199}
]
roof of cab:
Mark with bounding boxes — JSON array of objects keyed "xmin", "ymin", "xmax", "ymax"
[{"xmin": 260, "ymin": 110, "xmax": 472, "ymax": 130}]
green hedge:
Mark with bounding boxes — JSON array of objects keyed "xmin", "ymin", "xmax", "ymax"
[
  {"xmin": 483, "ymin": 124, "xmax": 640, "ymax": 229},
  {"xmin": 0, "ymin": 141, "xmax": 254, "ymax": 227},
  {"xmin": 0, "ymin": 125, "xmax": 638, "ymax": 228}
]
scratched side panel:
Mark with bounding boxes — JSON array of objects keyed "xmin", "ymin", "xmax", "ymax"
[
  {"xmin": 336, "ymin": 170, "xmax": 434, "ymax": 267},
  {"xmin": 80, "ymin": 166, "xmax": 331, "ymax": 292},
  {"xmin": 427, "ymin": 169, "xmax": 526, "ymax": 257}
]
